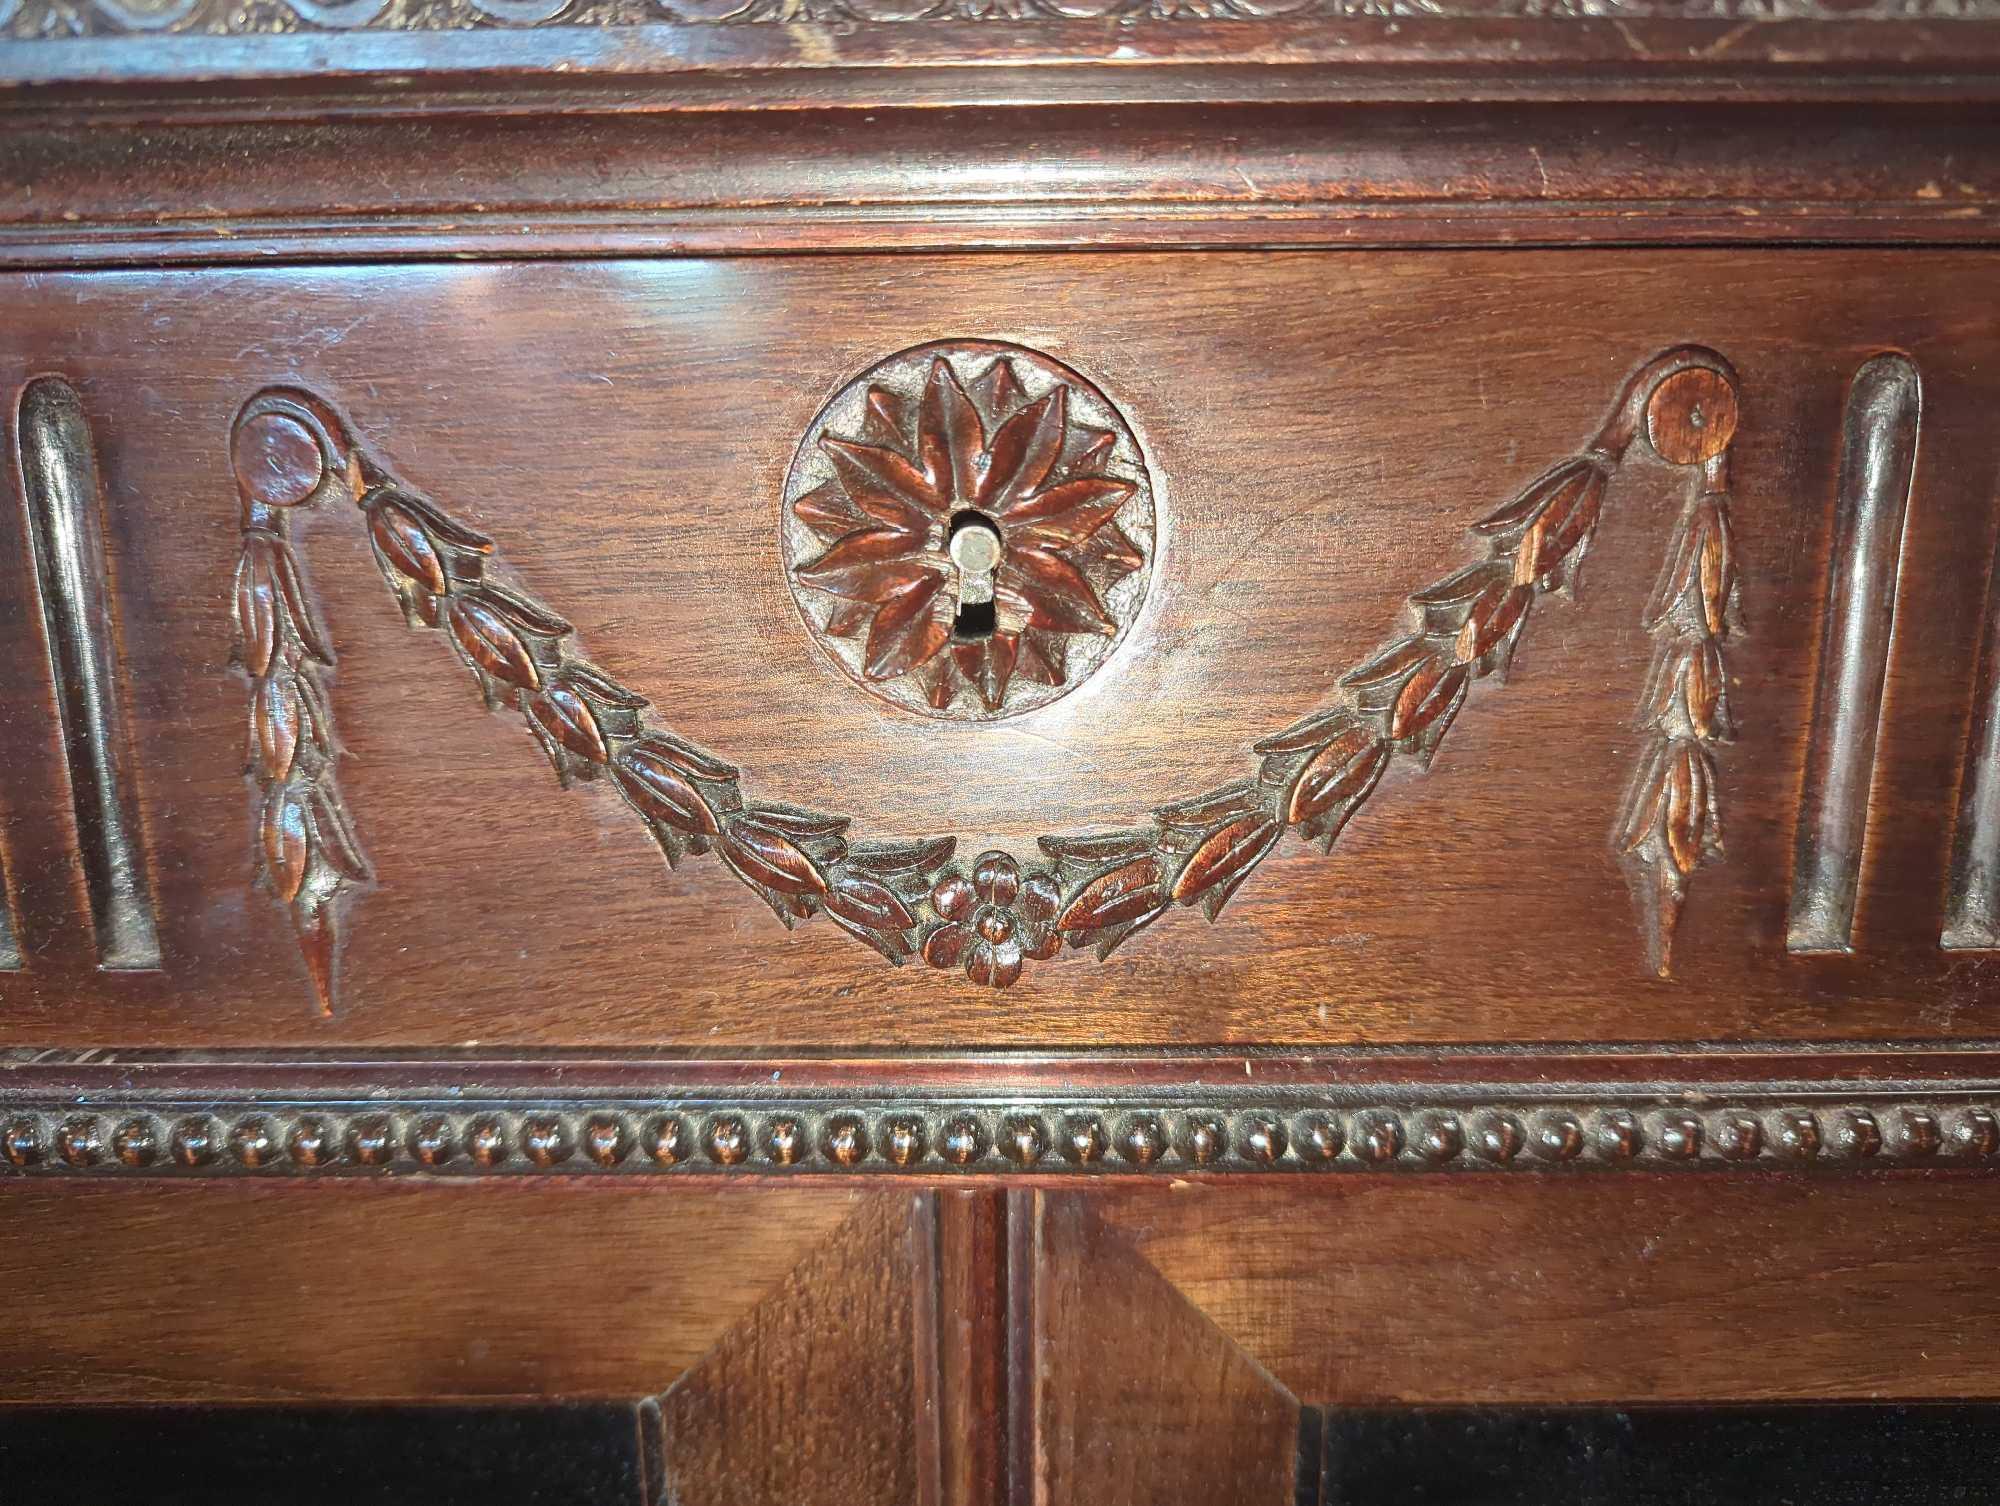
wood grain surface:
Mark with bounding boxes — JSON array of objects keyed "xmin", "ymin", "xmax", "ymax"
[
  {"xmin": 1093, "ymin": 1175, "xmax": 2000, "ymax": 1405},
  {"xmin": 3, "ymin": 249, "xmax": 1999, "ymax": 1048},
  {"xmin": 658, "ymin": 1191, "xmax": 930, "ymax": 1506},
  {"xmin": 0, "ymin": 1180, "xmax": 870, "ymax": 1402},
  {"xmin": 7, "ymin": 103, "xmax": 1999, "ymax": 265},
  {"xmin": 1022, "ymin": 1191, "xmax": 1300, "ymax": 1506}
]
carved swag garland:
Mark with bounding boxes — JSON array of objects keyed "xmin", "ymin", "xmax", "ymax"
[{"xmin": 230, "ymin": 347, "xmax": 1742, "ymax": 1012}]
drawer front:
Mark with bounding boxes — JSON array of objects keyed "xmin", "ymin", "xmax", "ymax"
[{"xmin": 1, "ymin": 248, "xmax": 1994, "ymax": 1050}]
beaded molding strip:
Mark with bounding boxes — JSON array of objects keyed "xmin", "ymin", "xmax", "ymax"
[{"xmin": 4, "ymin": 1095, "xmax": 1994, "ymax": 1176}]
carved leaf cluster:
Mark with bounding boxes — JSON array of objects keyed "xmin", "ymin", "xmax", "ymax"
[
  {"xmin": 235, "ymin": 348, "xmax": 1740, "ymax": 1002},
  {"xmin": 233, "ymin": 525, "xmax": 371, "ymax": 1014},
  {"xmin": 1617, "ymin": 476, "xmax": 1741, "ymax": 977},
  {"xmin": 356, "ymin": 477, "xmax": 963, "ymax": 963}
]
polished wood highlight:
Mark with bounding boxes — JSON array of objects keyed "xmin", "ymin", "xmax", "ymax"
[
  {"xmin": 1946, "ymin": 510, "xmax": 2000, "ymax": 949},
  {"xmin": 14, "ymin": 376, "xmax": 160, "ymax": 972},
  {"xmin": 0, "ymin": 856, "xmax": 17, "ymax": 972},
  {"xmin": 1, "ymin": 253, "xmax": 1998, "ymax": 1048},
  {"xmin": 1787, "ymin": 354, "xmax": 1922, "ymax": 955}
]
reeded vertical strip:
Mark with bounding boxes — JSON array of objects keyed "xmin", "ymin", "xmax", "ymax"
[
  {"xmin": 1786, "ymin": 355, "xmax": 1922, "ymax": 954},
  {"xmin": 16, "ymin": 377, "xmax": 162, "ymax": 970},
  {"xmin": 1944, "ymin": 513, "xmax": 2000, "ymax": 949}
]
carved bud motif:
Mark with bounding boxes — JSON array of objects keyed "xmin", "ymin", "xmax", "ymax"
[{"xmin": 525, "ymin": 662, "xmax": 647, "ymax": 784}]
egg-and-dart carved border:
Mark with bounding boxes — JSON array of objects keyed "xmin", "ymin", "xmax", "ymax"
[
  {"xmin": 230, "ymin": 345, "xmax": 1742, "ymax": 1012},
  {"xmin": 2, "ymin": 1094, "xmax": 1997, "ymax": 1176},
  {"xmin": 12, "ymin": 0, "xmax": 1999, "ymax": 42}
]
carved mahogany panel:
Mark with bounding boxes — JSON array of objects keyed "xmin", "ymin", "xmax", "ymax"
[{"xmin": 3, "ymin": 250, "xmax": 1999, "ymax": 1048}]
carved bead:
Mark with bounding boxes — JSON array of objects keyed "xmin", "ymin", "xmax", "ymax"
[
  {"xmin": 1119, "ymin": 1116, "xmax": 1167, "ymax": 1166},
  {"xmin": 1062, "ymin": 1116, "xmax": 1108, "ymax": 1165},
  {"xmin": 883, "ymin": 1117, "xmax": 927, "ymax": 1167},
  {"xmin": 235, "ymin": 411, "xmax": 325, "ymax": 508},
  {"xmin": 465, "ymin": 1116, "xmax": 510, "ymax": 1169},
  {"xmin": 1950, "ymin": 1108, "xmax": 2000, "ymax": 1158},
  {"xmin": 1238, "ymin": 1116, "xmax": 1288, "ymax": 1165},
  {"xmin": 1894, "ymin": 1110, "xmax": 1942, "ymax": 1158},
  {"xmin": 645, "ymin": 1115, "xmax": 690, "ymax": 1167},
  {"xmin": 1835, "ymin": 1110, "xmax": 1883, "ymax": 1159},
  {"xmin": 706, "ymin": 1115, "xmax": 750, "ymax": 1166},
  {"xmin": 822, "ymin": 1116, "xmax": 870, "ymax": 1168},
  {"xmin": 1, "ymin": 1117, "xmax": 43, "ymax": 1168},
  {"xmin": 1471, "ymin": 1113, "xmax": 1524, "ymax": 1164},
  {"xmin": 1002, "ymin": 1116, "xmax": 1047, "ymax": 1166},
  {"xmin": 347, "ymin": 1114, "xmax": 397, "ymax": 1167},
  {"xmin": 1183, "ymin": 1115, "xmax": 1227, "ymax": 1166},
  {"xmin": 1353, "ymin": 1112, "xmax": 1403, "ymax": 1165},
  {"xmin": 112, "ymin": 1118, "xmax": 158, "ymax": 1168},
  {"xmin": 170, "ymin": 1117, "xmax": 218, "ymax": 1168},
  {"xmin": 1531, "ymin": 1112, "xmax": 1583, "ymax": 1162},
  {"xmin": 56, "ymin": 1117, "xmax": 102, "ymax": 1168},
  {"xmin": 231, "ymin": 1116, "xmax": 277, "ymax": 1169},
  {"xmin": 288, "ymin": 1116, "xmax": 336, "ymax": 1168},
  {"xmin": 1415, "ymin": 1114, "xmax": 1462, "ymax": 1164},
  {"xmin": 1713, "ymin": 1113, "xmax": 1762, "ymax": 1161},
  {"xmin": 1771, "ymin": 1111, "xmax": 1822, "ymax": 1161},
  {"xmin": 1591, "ymin": 1111, "xmax": 1642, "ymax": 1162},
  {"xmin": 761, "ymin": 1116, "xmax": 806, "ymax": 1166},
  {"xmin": 1295, "ymin": 1114, "xmax": 1345, "ymax": 1164},
  {"xmin": 409, "ymin": 1116, "xmax": 457, "ymax": 1168},
  {"xmin": 521, "ymin": 1115, "xmax": 572, "ymax": 1168},
  {"xmin": 1656, "ymin": 1113, "xmax": 1703, "ymax": 1160},
  {"xmin": 940, "ymin": 1116, "xmax": 987, "ymax": 1166},
  {"xmin": 583, "ymin": 1115, "xmax": 629, "ymax": 1168}
]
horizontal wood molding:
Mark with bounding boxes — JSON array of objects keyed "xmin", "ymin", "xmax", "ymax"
[
  {"xmin": 5, "ymin": 101, "xmax": 1999, "ymax": 265},
  {"xmin": 4, "ymin": 1050, "xmax": 2000, "ymax": 1177}
]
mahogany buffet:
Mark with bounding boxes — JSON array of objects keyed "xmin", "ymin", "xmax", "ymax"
[{"xmin": 4, "ymin": 8, "xmax": 2000, "ymax": 1503}]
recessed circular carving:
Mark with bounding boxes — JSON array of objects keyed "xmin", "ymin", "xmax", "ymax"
[
  {"xmin": 782, "ymin": 340, "xmax": 1155, "ymax": 721},
  {"xmin": 1645, "ymin": 366, "xmax": 1738, "ymax": 466},
  {"xmin": 235, "ymin": 410, "xmax": 326, "ymax": 508}
]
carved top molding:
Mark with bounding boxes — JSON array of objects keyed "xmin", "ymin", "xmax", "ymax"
[{"xmin": 8, "ymin": 0, "xmax": 1998, "ymax": 39}]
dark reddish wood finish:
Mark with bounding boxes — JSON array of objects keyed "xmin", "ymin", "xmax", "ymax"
[
  {"xmin": 5, "ymin": 252, "xmax": 2000, "ymax": 1045},
  {"xmin": 6, "ymin": 20, "xmax": 2000, "ymax": 1503}
]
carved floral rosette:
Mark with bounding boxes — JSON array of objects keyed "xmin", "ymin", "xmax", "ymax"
[
  {"xmin": 781, "ymin": 341, "xmax": 1156, "ymax": 722},
  {"xmin": 228, "ymin": 344, "xmax": 1742, "ymax": 1011}
]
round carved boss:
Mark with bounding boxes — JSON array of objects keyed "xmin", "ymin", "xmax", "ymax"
[{"xmin": 780, "ymin": 341, "xmax": 1156, "ymax": 721}]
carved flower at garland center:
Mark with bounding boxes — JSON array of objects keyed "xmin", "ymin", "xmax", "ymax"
[
  {"xmin": 782, "ymin": 342, "xmax": 1156, "ymax": 720},
  {"xmin": 922, "ymin": 850, "xmax": 1063, "ymax": 987}
]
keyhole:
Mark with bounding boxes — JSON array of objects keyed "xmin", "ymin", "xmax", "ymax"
[{"xmin": 948, "ymin": 511, "xmax": 1003, "ymax": 640}]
